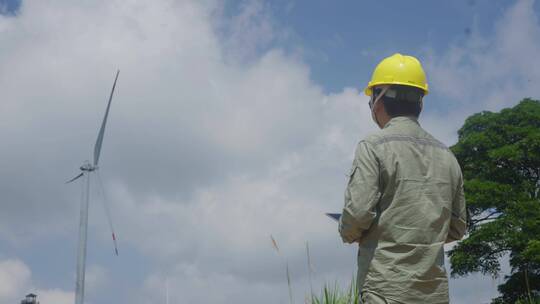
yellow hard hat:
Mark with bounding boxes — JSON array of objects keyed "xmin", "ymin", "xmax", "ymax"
[{"xmin": 364, "ymin": 53, "xmax": 428, "ymax": 96}]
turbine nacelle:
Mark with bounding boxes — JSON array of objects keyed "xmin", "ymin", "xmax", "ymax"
[
  {"xmin": 80, "ymin": 163, "xmax": 97, "ymax": 172},
  {"xmin": 66, "ymin": 162, "xmax": 96, "ymax": 184}
]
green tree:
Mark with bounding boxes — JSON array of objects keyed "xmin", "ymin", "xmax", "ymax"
[{"xmin": 449, "ymin": 99, "xmax": 540, "ymax": 303}]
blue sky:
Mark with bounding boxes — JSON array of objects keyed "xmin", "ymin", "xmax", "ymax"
[
  {"xmin": 0, "ymin": 0, "xmax": 20, "ymax": 15},
  {"xmin": 0, "ymin": 0, "xmax": 539, "ymax": 303},
  {"xmin": 219, "ymin": 0, "xmax": 540, "ymax": 121},
  {"xmin": 223, "ymin": 0, "xmax": 529, "ymax": 93},
  {"xmin": 263, "ymin": 0, "xmax": 508, "ymax": 92}
]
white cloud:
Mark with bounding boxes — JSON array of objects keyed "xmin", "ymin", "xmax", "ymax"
[
  {"xmin": 36, "ymin": 289, "xmax": 73, "ymax": 304},
  {"xmin": 86, "ymin": 265, "xmax": 109, "ymax": 294},
  {"xmin": 0, "ymin": 258, "xmax": 73, "ymax": 304},
  {"xmin": 0, "ymin": 0, "xmax": 371, "ymax": 302},
  {"xmin": 0, "ymin": 259, "xmax": 31, "ymax": 303},
  {"xmin": 217, "ymin": 0, "xmax": 280, "ymax": 63}
]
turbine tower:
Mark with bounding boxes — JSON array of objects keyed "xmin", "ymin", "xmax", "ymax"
[{"xmin": 67, "ymin": 70, "xmax": 120, "ymax": 304}]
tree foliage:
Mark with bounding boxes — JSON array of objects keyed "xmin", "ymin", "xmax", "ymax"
[{"xmin": 449, "ymin": 99, "xmax": 540, "ymax": 303}]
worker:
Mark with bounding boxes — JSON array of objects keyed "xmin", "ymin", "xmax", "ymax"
[{"xmin": 338, "ymin": 53, "xmax": 467, "ymax": 304}]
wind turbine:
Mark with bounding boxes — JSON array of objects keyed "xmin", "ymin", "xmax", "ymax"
[{"xmin": 67, "ymin": 70, "xmax": 120, "ymax": 304}]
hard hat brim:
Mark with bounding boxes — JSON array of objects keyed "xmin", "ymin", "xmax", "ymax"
[{"xmin": 364, "ymin": 81, "xmax": 429, "ymax": 96}]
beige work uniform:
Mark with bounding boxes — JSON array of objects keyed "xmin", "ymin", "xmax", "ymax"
[{"xmin": 339, "ymin": 116, "xmax": 467, "ymax": 304}]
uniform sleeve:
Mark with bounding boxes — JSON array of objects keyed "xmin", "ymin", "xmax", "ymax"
[
  {"xmin": 339, "ymin": 140, "xmax": 382, "ymax": 244},
  {"xmin": 446, "ymin": 170, "xmax": 467, "ymax": 243}
]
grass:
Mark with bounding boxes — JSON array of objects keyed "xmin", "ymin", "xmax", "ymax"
[
  {"xmin": 309, "ymin": 278, "xmax": 360, "ymax": 304},
  {"xmin": 271, "ymin": 236, "xmax": 360, "ymax": 304},
  {"xmin": 270, "ymin": 236, "xmax": 539, "ymax": 304},
  {"xmin": 271, "ymin": 235, "xmax": 294, "ymax": 304}
]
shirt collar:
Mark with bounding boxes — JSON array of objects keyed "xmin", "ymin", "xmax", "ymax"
[{"xmin": 383, "ymin": 116, "xmax": 420, "ymax": 129}]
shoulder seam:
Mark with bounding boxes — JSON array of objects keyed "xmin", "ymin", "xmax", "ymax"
[{"xmin": 372, "ymin": 135, "xmax": 449, "ymax": 150}]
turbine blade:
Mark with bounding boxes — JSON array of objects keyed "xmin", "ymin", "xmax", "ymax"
[
  {"xmin": 112, "ymin": 232, "xmax": 119, "ymax": 256},
  {"xmin": 97, "ymin": 172, "xmax": 119, "ymax": 256},
  {"xmin": 66, "ymin": 172, "xmax": 84, "ymax": 184},
  {"xmin": 94, "ymin": 70, "xmax": 120, "ymax": 167}
]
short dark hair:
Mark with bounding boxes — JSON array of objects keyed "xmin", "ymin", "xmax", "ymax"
[{"xmin": 380, "ymin": 85, "xmax": 424, "ymax": 118}]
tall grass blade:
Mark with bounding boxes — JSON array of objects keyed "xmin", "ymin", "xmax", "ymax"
[
  {"xmin": 271, "ymin": 235, "xmax": 280, "ymax": 253},
  {"xmin": 270, "ymin": 235, "xmax": 294, "ymax": 304},
  {"xmin": 308, "ymin": 276, "xmax": 360, "ymax": 304},
  {"xmin": 286, "ymin": 262, "xmax": 294, "ymax": 304}
]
